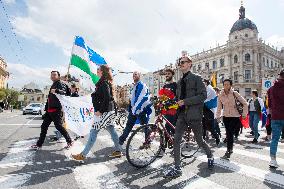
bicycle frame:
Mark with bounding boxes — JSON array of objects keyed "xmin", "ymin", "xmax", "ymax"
[{"xmin": 149, "ymin": 113, "xmax": 176, "ymax": 145}]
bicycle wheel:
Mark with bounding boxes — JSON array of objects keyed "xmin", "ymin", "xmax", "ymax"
[
  {"xmin": 126, "ymin": 124, "xmax": 164, "ymax": 168},
  {"xmin": 181, "ymin": 132, "xmax": 200, "ymax": 158}
]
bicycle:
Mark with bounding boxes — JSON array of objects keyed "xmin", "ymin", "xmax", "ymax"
[{"xmin": 125, "ymin": 97, "xmax": 200, "ymax": 168}]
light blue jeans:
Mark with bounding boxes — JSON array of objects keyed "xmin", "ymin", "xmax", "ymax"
[
  {"xmin": 249, "ymin": 111, "xmax": 260, "ymax": 139},
  {"xmin": 270, "ymin": 120, "xmax": 284, "ymax": 157},
  {"xmin": 81, "ymin": 125, "xmax": 122, "ymax": 157}
]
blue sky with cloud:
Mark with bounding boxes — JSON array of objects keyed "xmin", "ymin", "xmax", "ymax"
[{"xmin": 0, "ymin": 0, "xmax": 284, "ymax": 89}]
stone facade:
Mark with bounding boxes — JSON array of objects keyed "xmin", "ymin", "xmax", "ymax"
[
  {"xmin": 0, "ymin": 57, "xmax": 9, "ymax": 89},
  {"xmin": 21, "ymin": 82, "xmax": 45, "ymax": 106},
  {"xmin": 114, "ymin": 84, "xmax": 132, "ymax": 108},
  {"xmin": 177, "ymin": 5, "xmax": 284, "ymax": 99}
]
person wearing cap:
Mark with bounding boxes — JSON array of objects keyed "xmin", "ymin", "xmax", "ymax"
[
  {"xmin": 268, "ymin": 69, "xmax": 284, "ymax": 168},
  {"xmin": 164, "ymin": 56, "xmax": 214, "ymax": 179}
]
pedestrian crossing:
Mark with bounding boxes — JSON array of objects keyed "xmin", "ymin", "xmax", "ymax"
[{"xmin": 0, "ymin": 128, "xmax": 283, "ymax": 189}]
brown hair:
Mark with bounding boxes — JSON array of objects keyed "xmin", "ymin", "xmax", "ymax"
[
  {"xmin": 164, "ymin": 68, "xmax": 175, "ymax": 75},
  {"xmin": 98, "ymin": 65, "xmax": 114, "ymax": 95}
]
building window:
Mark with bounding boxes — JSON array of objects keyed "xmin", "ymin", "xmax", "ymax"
[
  {"xmin": 234, "ymin": 55, "xmax": 238, "ymax": 63},
  {"xmin": 198, "ymin": 64, "xmax": 201, "ymax": 71},
  {"xmin": 271, "ymin": 60, "xmax": 273, "ymax": 68},
  {"xmin": 245, "ymin": 88, "xmax": 251, "ymax": 96},
  {"xmin": 205, "ymin": 62, "xmax": 209, "ymax": 69},
  {"xmin": 245, "ymin": 34, "xmax": 248, "ymax": 37},
  {"xmin": 235, "ymin": 36, "xmax": 238, "ymax": 39},
  {"xmin": 37, "ymin": 97, "xmax": 41, "ymax": 101},
  {"xmin": 219, "ymin": 74, "xmax": 224, "ymax": 83},
  {"xmin": 245, "ymin": 53, "xmax": 251, "ymax": 62},
  {"xmin": 193, "ymin": 66, "xmax": 196, "ymax": 72},
  {"xmin": 245, "ymin": 70, "xmax": 252, "ymax": 80},
  {"xmin": 263, "ymin": 57, "xmax": 265, "ymax": 63},
  {"xmin": 233, "ymin": 71, "xmax": 238, "ymax": 82},
  {"xmin": 213, "ymin": 61, "xmax": 217, "ymax": 69},
  {"xmin": 220, "ymin": 58, "xmax": 224, "ymax": 67}
]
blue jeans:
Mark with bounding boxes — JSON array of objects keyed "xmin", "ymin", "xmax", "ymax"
[
  {"xmin": 119, "ymin": 111, "xmax": 149, "ymax": 145},
  {"xmin": 249, "ymin": 111, "xmax": 260, "ymax": 139},
  {"xmin": 81, "ymin": 125, "xmax": 121, "ymax": 157},
  {"xmin": 270, "ymin": 120, "xmax": 284, "ymax": 157}
]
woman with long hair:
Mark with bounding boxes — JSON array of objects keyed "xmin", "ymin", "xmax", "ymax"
[{"xmin": 72, "ymin": 65, "xmax": 122, "ymax": 161}]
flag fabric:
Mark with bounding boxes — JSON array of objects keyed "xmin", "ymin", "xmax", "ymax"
[
  {"xmin": 56, "ymin": 94, "xmax": 99, "ymax": 136},
  {"xmin": 240, "ymin": 115, "xmax": 250, "ymax": 128},
  {"xmin": 130, "ymin": 81, "xmax": 152, "ymax": 115},
  {"xmin": 204, "ymin": 85, "xmax": 218, "ymax": 118},
  {"xmin": 70, "ymin": 36, "xmax": 106, "ymax": 90},
  {"xmin": 211, "ymin": 72, "xmax": 217, "ymax": 88}
]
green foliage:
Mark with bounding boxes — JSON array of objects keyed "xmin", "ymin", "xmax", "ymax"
[{"xmin": 0, "ymin": 88, "xmax": 20, "ymax": 108}]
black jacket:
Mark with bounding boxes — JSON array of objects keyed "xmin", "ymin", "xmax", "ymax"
[
  {"xmin": 91, "ymin": 79, "xmax": 114, "ymax": 113},
  {"xmin": 44, "ymin": 80, "xmax": 69, "ymax": 111}
]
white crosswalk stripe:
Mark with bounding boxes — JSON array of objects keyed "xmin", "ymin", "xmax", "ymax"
[{"xmin": 1, "ymin": 127, "xmax": 284, "ymax": 189}]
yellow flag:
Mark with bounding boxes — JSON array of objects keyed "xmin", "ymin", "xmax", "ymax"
[{"xmin": 211, "ymin": 72, "xmax": 217, "ymax": 88}]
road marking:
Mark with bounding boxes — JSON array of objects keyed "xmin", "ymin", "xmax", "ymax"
[
  {"xmin": 195, "ymin": 153, "xmax": 284, "ymax": 188},
  {"xmin": 61, "ymin": 138, "xmax": 128, "ymax": 189},
  {"xmin": 219, "ymin": 148, "xmax": 284, "ymax": 165},
  {"xmin": 74, "ymin": 164, "xmax": 128, "ymax": 189},
  {"xmin": 97, "ymin": 135, "xmax": 114, "ymax": 146},
  {"xmin": 0, "ymin": 139, "xmax": 36, "ymax": 188},
  {"xmin": 164, "ymin": 172, "xmax": 228, "ymax": 189}
]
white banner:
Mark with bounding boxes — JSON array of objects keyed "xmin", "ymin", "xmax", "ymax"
[{"xmin": 56, "ymin": 94, "xmax": 99, "ymax": 136}]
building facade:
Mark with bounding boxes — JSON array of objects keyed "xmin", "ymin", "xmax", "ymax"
[
  {"xmin": 20, "ymin": 82, "xmax": 45, "ymax": 106},
  {"xmin": 185, "ymin": 5, "xmax": 284, "ymax": 99},
  {"xmin": 114, "ymin": 84, "xmax": 132, "ymax": 108},
  {"xmin": 0, "ymin": 57, "xmax": 9, "ymax": 89}
]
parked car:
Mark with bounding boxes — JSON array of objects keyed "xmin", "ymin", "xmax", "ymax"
[{"xmin": 23, "ymin": 103, "xmax": 44, "ymax": 115}]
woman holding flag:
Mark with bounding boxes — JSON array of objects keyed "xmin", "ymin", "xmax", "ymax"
[{"xmin": 72, "ymin": 65, "xmax": 122, "ymax": 161}]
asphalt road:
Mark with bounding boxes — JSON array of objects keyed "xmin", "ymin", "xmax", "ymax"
[{"xmin": 0, "ymin": 110, "xmax": 284, "ymax": 189}]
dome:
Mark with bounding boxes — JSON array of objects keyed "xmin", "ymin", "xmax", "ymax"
[{"xmin": 229, "ymin": 5, "xmax": 258, "ymax": 34}]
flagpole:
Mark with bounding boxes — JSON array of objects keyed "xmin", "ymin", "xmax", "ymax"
[{"xmin": 66, "ymin": 36, "xmax": 75, "ymax": 82}]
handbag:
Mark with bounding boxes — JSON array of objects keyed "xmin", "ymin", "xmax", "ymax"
[{"xmin": 232, "ymin": 91, "xmax": 243, "ymax": 115}]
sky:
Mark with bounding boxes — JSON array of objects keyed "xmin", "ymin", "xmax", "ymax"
[{"xmin": 0, "ymin": 0, "xmax": 284, "ymax": 89}]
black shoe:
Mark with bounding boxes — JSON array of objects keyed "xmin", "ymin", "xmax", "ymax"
[
  {"xmin": 208, "ymin": 158, "xmax": 214, "ymax": 170},
  {"xmin": 222, "ymin": 151, "xmax": 232, "ymax": 159},
  {"xmin": 252, "ymin": 138, "xmax": 258, "ymax": 143}
]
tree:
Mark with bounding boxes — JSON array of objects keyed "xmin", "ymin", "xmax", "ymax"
[
  {"xmin": 0, "ymin": 89, "xmax": 20, "ymax": 109},
  {"xmin": 0, "ymin": 90, "xmax": 6, "ymax": 101}
]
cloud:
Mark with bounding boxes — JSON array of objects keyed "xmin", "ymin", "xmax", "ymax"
[
  {"xmin": 3, "ymin": 0, "xmax": 16, "ymax": 4},
  {"xmin": 7, "ymin": 62, "xmax": 68, "ymax": 89},
  {"xmin": 266, "ymin": 35, "xmax": 284, "ymax": 50}
]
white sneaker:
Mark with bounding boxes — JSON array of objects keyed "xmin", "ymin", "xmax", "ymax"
[{"xmin": 269, "ymin": 159, "xmax": 279, "ymax": 169}]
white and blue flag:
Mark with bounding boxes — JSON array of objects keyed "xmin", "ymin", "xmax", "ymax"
[
  {"xmin": 130, "ymin": 81, "xmax": 152, "ymax": 116},
  {"xmin": 204, "ymin": 85, "xmax": 218, "ymax": 118}
]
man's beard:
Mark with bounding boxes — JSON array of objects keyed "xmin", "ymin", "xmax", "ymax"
[{"xmin": 166, "ymin": 76, "xmax": 173, "ymax": 82}]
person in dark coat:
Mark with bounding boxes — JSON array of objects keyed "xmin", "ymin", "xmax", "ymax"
[{"xmin": 31, "ymin": 71, "xmax": 73, "ymax": 150}]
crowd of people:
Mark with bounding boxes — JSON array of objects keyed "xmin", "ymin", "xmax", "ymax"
[{"xmin": 30, "ymin": 55, "xmax": 284, "ymax": 179}]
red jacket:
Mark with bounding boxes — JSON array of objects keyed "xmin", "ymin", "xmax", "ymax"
[{"xmin": 268, "ymin": 79, "xmax": 284, "ymax": 120}]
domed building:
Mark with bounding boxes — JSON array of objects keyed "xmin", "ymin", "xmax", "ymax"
[{"xmin": 186, "ymin": 4, "xmax": 284, "ymax": 98}]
